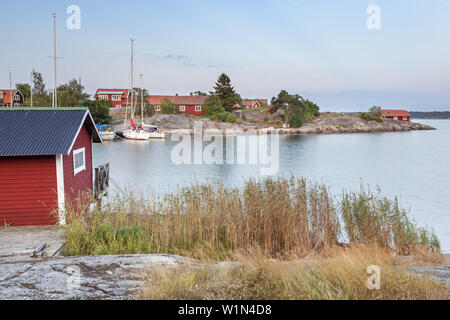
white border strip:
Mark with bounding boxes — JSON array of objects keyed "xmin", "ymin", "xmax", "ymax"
[{"xmin": 56, "ymin": 154, "xmax": 66, "ymax": 225}]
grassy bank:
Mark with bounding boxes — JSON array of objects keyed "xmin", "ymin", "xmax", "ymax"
[
  {"xmin": 63, "ymin": 177, "xmax": 439, "ymax": 259},
  {"xmin": 140, "ymin": 246, "xmax": 448, "ymax": 300}
]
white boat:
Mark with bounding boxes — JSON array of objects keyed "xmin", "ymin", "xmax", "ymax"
[
  {"xmin": 122, "ymin": 128, "xmax": 151, "ymax": 140},
  {"xmin": 122, "ymin": 121, "xmax": 151, "ymax": 140},
  {"xmin": 142, "ymin": 124, "xmax": 165, "ymax": 139}
]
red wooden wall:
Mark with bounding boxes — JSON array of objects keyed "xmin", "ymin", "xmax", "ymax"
[
  {"xmin": 0, "ymin": 156, "xmax": 58, "ymax": 226},
  {"xmin": 184, "ymin": 105, "xmax": 205, "ymax": 116},
  {"xmin": 63, "ymin": 124, "xmax": 93, "ymax": 205}
]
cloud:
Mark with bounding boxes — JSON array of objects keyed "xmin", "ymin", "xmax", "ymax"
[{"xmin": 142, "ymin": 53, "xmax": 224, "ymax": 68}]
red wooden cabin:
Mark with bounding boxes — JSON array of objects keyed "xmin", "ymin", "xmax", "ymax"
[
  {"xmin": 148, "ymin": 93, "xmax": 207, "ymax": 116},
  {"xmin": 0, "ymin": 107, "xmax": 102, "ymax": 226},
  {"xmin": 0, "ymin": 90, "xmax": 24, "ymax": 107},
  {"xmin": 381, "ymin": 110, "xmax": 411, "ymax": 121},
  {"xmin": 93, "ymin": 89, "xmax": 130, "ymax": 107}
]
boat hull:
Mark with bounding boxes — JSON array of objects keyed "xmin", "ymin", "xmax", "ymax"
[
  {"xmin": 100, "ymin": 133, "xmax": 116, "ymax": 140},
  {"xmin": 148, "ymin": 133, "xmax": 165, "ymax": 139},
  {"xmin": 122, "ymin": 129, "xmax": 151, "ymax": 140}
]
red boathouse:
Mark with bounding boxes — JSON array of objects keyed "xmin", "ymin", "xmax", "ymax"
[
  {"xmin": 0, "ymin": 107, "xmax": 102, "ymax": 226},
  {"xmin": 381, "ymin": 109, "xmax": 411, "ymax": 122}
]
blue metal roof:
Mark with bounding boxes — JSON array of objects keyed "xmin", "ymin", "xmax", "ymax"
[{"xmin": 0, "ymin": 108, "xmax": 102, "ymax": 156}]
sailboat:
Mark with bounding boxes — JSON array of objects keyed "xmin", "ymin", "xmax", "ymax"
[
  {"xmin": 122, "ymin": 39, "xmax": 151, "ymax": 141},
  {"xmin": 138, "ymin": 75, "xmax": 165, "ymax": 139}
]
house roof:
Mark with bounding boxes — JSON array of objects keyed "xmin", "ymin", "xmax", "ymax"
[
  {"xmin": 242, "ymin": 99, "xmax": 268, "ymax": 108},
  {"xmin": 94, "ymin": 88, "xmax": 129, "ymax": 99},
  {"xmin": 244, "ymin": 99, "xmax": 268, "ymax": 104},
  {"xmin": 148, "ymin": 95, "xmax": 208, "ymax": 105},
  {"xmin": 381, "ymin": 109, "xmax": 411, "ymax": 117},
  {"xmin": 0, "ymin": 107, "xmax": 102, "ymax": 156},
  {"xmin": 0, "ymin": 90, "xmax": 22, "ymax": 104}
]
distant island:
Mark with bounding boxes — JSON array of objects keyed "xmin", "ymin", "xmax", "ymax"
[{"xmin": 409, "ymin": 111, "xmax": 450, "ymax": 119}]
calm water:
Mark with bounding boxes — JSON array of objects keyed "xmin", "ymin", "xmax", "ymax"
[{"xmin": 94, "ymin": 120, "xmax": 450, "ymax": 252}]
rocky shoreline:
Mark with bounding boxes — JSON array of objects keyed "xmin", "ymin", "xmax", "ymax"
[
  {"xmin": 1, "ymin": 253, "xmax": 448, "ymax": 300},
  {"xmin": 112, "ymin": 114, "xmax": 435, "ymax": 136}
]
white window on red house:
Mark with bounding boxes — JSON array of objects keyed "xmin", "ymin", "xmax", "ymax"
[
  {"xmin": 179, "ymin": 105, "xmax": 186, "ymax": 112},
  {"xmin": 14, "ymin": 94, "xmax": 20, "ymax": 100},
  {"xmin": 195, "ymin": 105, "xmax": 202, "ymax": 111},
  {"xmin": 112, "ymin": 95, "xmax": 121, "ymax": 101},
  {"xmin": 155, "ymin": 105, "xmax": 161, "ymax": 111},
  {"xmin": 73, "ymin": 147, "xmax": 86, "ymax": 175},
  {"xmin": 99, "ymin": 95, "xmax": 108, "ymax": 100}
]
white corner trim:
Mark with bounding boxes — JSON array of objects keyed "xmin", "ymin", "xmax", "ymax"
[{"xmin": 56, "ymin": 154, "xmax": 66, "ymax": 225}]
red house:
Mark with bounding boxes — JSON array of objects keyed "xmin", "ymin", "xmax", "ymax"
[
  {"xmin": 0, "ymin": 107, "xmax": 102, "ymax": 226},
  {"xmin": 381, "ymin": 109, "xmax": 411, "ymax": 122},
  {"xmin": 148, "ymin": 93, "xmax": 207, "ymax": 116},
  {"xmin": 242, "ymin": 99, "xmax": 268, "ymax": 109},
  {"xmin": 93, "ymin": 89, "xmax": 130, "ymax": 107},
  {"xmin": 0, "ymin": 89, "xmax": 24, "ymax": 107}
]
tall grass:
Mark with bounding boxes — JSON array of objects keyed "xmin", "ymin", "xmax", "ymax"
[
  {"xmin": 63, "ymin": 177, "xmax": 439, "ymax": 259},
  {"xmin": 140, "ymin": 246, "xmax": 449, "ymax": 300}
]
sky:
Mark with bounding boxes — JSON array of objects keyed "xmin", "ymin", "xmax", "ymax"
[{"xmin": 1, "ymin": 0, "xmax": 450, "ymax": 111}]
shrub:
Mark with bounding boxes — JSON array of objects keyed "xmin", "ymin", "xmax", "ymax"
[
  {"xmin": 161, "ymin": 98, "xmax": 175, "ymax": 114},
  {"xmin": 79, "ymin": 100, "xmax": 113, "ymax": 124},
  {"xmin": 360, "ymin": 112, "xmax": 382, "ymax": 122},
  {"xmin": 228, "ymin": 114, "xmax": 237, "ymax": 123}
]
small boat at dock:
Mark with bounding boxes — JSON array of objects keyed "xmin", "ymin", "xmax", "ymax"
[{"xmin": 96, "ymin": 124, "xmax": 116, "ymax": 140}]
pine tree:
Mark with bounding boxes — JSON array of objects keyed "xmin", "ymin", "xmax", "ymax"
[{"xmin": 212, "ymin": 73, "xmax": 239, "ymax": 112}]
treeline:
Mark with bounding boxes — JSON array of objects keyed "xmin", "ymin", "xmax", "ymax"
[
  {"xmin": 159, "ymin": 73, "xmax": 321, "ymax": 127},
  {"xmin": 16, "ymin": 70, "xmax": 90, "ymax": 107},
  {"xmin": 409, "ymin": 111, "xmax": 450, "ymax": 119},
  {"xmin": 15, "ymin": 70, "xmax": 112, "ymax": 124}
]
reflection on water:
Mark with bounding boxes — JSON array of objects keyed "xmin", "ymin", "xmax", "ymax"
[{"xmin": 94, "ymin": 120, "xmax": 450, "ymax": 252}]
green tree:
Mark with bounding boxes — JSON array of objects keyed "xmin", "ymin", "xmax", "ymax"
[
  {"xmin": 212, "ymin": 73, "xmax": 239, "ymax": 112},
  {"xmin": 271, "ymin": 90, "xmax": 320, "ymax": 127},
  {"xmin": 360, "ymin": 106, "xmax": 383, "ymax": 122},
  {"xmin": 369, "ymin": 105, "xmax": 382, "ymax": 117},
  {"xmin": 16, "ymin": 83, "xmax": 31, "ymax": 100},
  {"xmin": 204, "ymin": 95, "xmax": 225, "ymax": 117},
  {"xmin": 31, "ymin": 70, "xmax": 51, "ymax": 106},
  {"xmin": 132, "ymin": 88, "xmax": 154, "ymax": 117},
  {"xmin": 78, "ymin": 100, "xmax": 113, "ymax": 124},
  {"xmin": 161, "ymin": 98, "xmax": 175, "ymax": 114},
  {"xmin": 32, "ymin": 71, "xmax": 47, "ymax": 96},
  {"xmin": 58, "ymin": 79, "xmax": 90, "ymax": 106},
  {"xmin": 193, "ymin": 91, "xmax": 208, "ymax": 96}
]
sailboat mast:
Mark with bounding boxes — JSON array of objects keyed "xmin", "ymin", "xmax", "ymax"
[
  {"xmin": 138, "ymin": 74, "xmax": 144, "ymax": 124},
  {"xmin": 53, "ymin": 13, "xmax": 57, "ymax": 107},
  {"xmin": 130, "ymin": 38, "xmax": 135, "ymax": 118}
]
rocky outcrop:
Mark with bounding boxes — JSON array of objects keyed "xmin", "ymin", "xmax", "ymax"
[
  {"xmin": 113, "ymin": 114, "xmax": 435, "ymax": 136},
  {"xmin": 292, "ymin": 116, "xmax": 435, "ymax": 135},
  {"xmin": 1, "ymin": 253, "xmax": 448, "ymax": 300},
  {"xmin": 0, "ymin": 254, "xmax": 195, "ymax": 300}
]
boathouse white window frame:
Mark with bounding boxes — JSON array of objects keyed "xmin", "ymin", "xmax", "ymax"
[
  {"xmin": 73, "ymin": 147, "xmax": 86, "ymax": 176},
  {"xmin": 195, "ymin": 105, "xmax": 202, "ymax": 111},
  {"xmin": 112, "ymin": 95, "xmax": 121, "ymax": 101},
  {"xmin": 179, "ymin": 105, "xmax": 186, "ymax": 112},
  {"xmin": 155, "ymin": 105, "xmax": 161, "ymax": 111}
]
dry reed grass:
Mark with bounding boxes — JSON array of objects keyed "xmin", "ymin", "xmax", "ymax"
[
  {"xmin": 63, "ymin": 177, "xmax": 439, "ymax": 259},
  {"xmin": 140, "ymin": 245, "xmax": 449, "ymax": 300}
]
